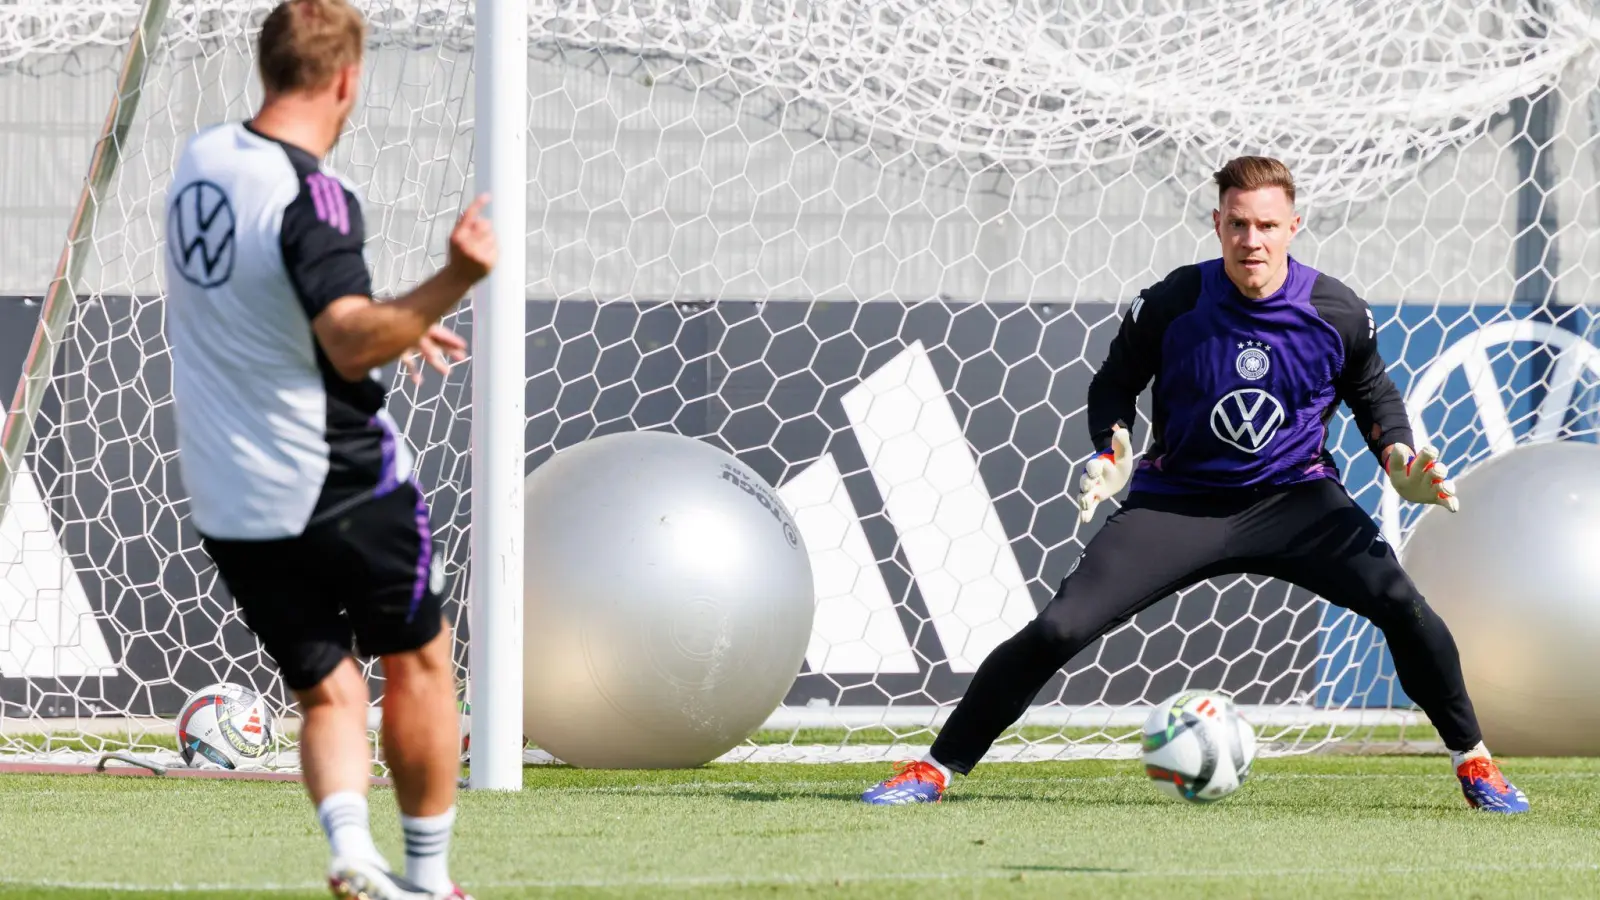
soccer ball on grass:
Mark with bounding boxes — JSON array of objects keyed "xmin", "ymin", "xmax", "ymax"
[
  {"xmin": 176, "ymin": 682, "xmax": 276, "ymax": 769},
  {"xmin": 1142, "ymin": 689, "xmax": 1256, "ymax": 803}
]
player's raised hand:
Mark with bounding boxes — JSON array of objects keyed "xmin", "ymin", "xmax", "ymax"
[
  {"xmin": 1385, "ymin": 443, "xmax": 1459, "ymax": 512},
  {"xmin": 1077, "ymin": 425, "xmax": 1135, "ymax": 523},
  {"xmin": 401, "ymin": 323, "xmax": 468, "ymax": 384},
  {"xmin": 447, "ymin": 193, "xmax": 498, "ymax": 283}
]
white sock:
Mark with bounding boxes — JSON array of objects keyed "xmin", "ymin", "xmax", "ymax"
[
  {"xmin": 401, "ymin": 807, "xmax": 457, "ymax": 893},
  {"xmin": 317, "ymin": 792, "xmax": 384, "ymax": 865},
  {"xmin": 1451, "ymin": 741, "xmax": 1491, "ymax": 769},
  {"xmin": 920, "ymin": 754, "xmax": 953, "ymax": 784}
]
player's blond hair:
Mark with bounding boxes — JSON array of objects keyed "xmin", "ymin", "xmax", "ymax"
[
  {"xmin": 257, "ymin": 0, "xmax": 366, "ymax": 94},
  {"xmin": 1214, "ymin": 156, "xmax": 1296, "ymax": 207}
]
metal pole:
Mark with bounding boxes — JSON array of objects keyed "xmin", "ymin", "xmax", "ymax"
[
  {"xmin": 468, "ymin": 0, "xmax": 528, "ymax": 791},
  {"xmin": 0, "ymin": 0, "xmax": 173, "ymax": 520}
]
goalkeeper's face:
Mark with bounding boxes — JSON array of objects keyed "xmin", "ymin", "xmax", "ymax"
[{"xmin": 1213, "ymin": 187, "xmax": 1301, "ymax": 299}]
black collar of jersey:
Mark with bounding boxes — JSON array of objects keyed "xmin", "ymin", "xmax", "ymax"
[{"xmin": 242, "ymin": 119, "xmax": 323, "ymax": 168}]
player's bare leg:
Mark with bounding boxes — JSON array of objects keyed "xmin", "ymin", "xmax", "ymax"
[
  {"xmin": 297, "ymin": 658, "xmax": 388, "ymax": 868},
  {"xmin": 380, "ymin": 623, "xmax": 465, "ymax": 894},
  {"xmin": 324, "ymin": 624, "xmax": 468, "ymax": 900}
]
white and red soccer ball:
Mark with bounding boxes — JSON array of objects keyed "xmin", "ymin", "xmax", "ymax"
[
  {"xmin": 176, "ymin": 683, "xmax": 276, "ymax": 769},
  {"xmin": 1142, "ymin": 689, "xmax": 1258, "ymax": 803}
]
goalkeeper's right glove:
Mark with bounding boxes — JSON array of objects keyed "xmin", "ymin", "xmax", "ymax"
[{"xmin": 1077, "ymin": 426, "xmax": 1134, "ymax": 523}]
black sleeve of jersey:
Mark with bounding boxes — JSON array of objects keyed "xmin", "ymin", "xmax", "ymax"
[
  {"xmin": 1086, "ymin": 266, "xmax": 1201, "ymax": 452},
  {"xmin": 279, "ymin": 172, "xmax": 373, "ymax": 320},
  {"xmin": 1309, "ymin": 275, "xmax": 1415, "ymax": 460}
]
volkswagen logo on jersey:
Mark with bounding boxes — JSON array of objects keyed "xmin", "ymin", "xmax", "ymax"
[
  {"xmin": 1210, "ymin": 388, "xmax": 1285, "ymax": 453},
  {"xmin": 167, "ymin": 180, "xmax": 236, "ymax": 288}
]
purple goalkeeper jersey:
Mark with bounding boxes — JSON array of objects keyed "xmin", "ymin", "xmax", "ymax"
[{"xmin": 1086, "ymin": 256, "xmax": 1414, "ymax": 494}]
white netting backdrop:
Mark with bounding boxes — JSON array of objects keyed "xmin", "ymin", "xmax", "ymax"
[{"xmin": 2, "ymin": 0, "xmax": 1600, "ymax": 769}]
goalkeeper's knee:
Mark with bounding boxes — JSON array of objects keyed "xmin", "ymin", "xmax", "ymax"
[
  {"xmin": 1365, "ymin": 584, "xmax": 1450, "ymax": 646},
  {"xmin": 1028, "ymin": 610, "xmax": 1092, "ymax": 662}
]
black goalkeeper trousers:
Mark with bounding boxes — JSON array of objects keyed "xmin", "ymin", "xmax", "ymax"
[{"xmin": 929, "ymin": 478, "xmax": 1482, "ymax": 774}]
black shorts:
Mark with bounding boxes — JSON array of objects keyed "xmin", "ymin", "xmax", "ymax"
[{"xmin": 201, "ymin": 481, "xmax": 445, "ymax": 692}]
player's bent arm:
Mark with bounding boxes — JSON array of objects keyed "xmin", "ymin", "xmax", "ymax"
[
  {"xmin": 1312, "ymin": 275, "xmax": 1414, "ymax": 459},
  {"xmin": 1310, "ymin": 275, "xmax": 1457, "ymax": 511},
  {"xmin": 292, "ymin": 193, "xmax": 496, "ymax": 383},
  {"xmin": 1336, "ymin": 340, "xmax": 1414, "ymax": 462},
  {"xmin": 1085, "ymin": 342, "xmax": 1145, "ymax": 453},
  {"xmin": 312, "ymin": 266, "xmax": 481, "ymax": 381},
  {"xmin": 1084, "ymin": 266, "xmax": 1197, "ymax": 451},
  {"xmin": 1086, "ymin": 293, "xmax": 1159, "ymax": 450},
  {"xmin": 1078, "ymin": 322, "xmax": 1147, "ymax": 522},
  {"xmin": 1077, "ymin": 269, "xmax": 1197, "ymax": 521}
]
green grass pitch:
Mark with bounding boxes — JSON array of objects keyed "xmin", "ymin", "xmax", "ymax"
[{"xmin": 2, "ymin": 755, "xmax": 1598, "ymax": 898}]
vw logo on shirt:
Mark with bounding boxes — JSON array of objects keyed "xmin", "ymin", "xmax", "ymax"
[
  {"xmin": 1210, "ymin": 388, "xmax": 1285, "ymax": 453},
  {"xmin": 167, "ymin": 180, "xmax": 236, "ymax": 288}
]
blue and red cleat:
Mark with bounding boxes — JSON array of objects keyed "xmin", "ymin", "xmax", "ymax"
[
  {"xmin": 861, "ymin": 760, "xmax": 947, "ymax": 805},
  {"xmin": 1457, "ymin": 757, "xmax": 1529, "ymax": 813}
]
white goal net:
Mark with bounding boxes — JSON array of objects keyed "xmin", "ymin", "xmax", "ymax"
[{"xmin": 3, "ymin": 0, "xmax": 1600, "ymax": 770}]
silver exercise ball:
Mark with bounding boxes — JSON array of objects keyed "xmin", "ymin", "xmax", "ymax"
[
  {"xmin": 521, "ymin": 430, "xmax": 815, "ymax": 768},
  {"xmin": 1403, "ymin": 440, "xmax": 1600, "ymax": 757}
]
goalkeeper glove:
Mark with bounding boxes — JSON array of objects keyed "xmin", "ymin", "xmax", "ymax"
[
  {"xmin": 1078, "ymin": 426, "xmax": 1134, "ymax": 523},
  {"xmin": 1385, "ymin": 443, "xmax": 1460, "ymax": 513}
]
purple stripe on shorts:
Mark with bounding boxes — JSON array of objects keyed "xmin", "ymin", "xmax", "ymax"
[
  {"xmin": 410, "ymin": 488, "xmax": 433, "ymax": 623},
  {"xmin": 372, "ymin": 415, "xmax": 400, "ymax": 497}
]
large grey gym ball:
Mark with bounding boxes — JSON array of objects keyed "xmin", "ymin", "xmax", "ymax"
[
  {"xmin": 521, "ymin": 430, "xmax": 815, "ymax": 768},
  {"xmin": 1402, "ymin": 439, "xmax": 1600, "ymax": 757}
]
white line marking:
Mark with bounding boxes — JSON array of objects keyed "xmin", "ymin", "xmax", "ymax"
[{"xmin": 4, "ymin": 862, "xmax": 1595, "ymax": 893}]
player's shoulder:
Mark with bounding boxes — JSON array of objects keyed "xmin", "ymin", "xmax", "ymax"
[
  {"xmin": 1297, "ymin": 261, "xmax": 1374, "ymax": 342},
  {"xmin": 175, "ymin": 122, "xmax": 302, "ymax": 202},
  {"xmin": 1301, "ymin": 262, "xmax": 1366, "ymax": 311},
  {"xmin": 200, "ymin": 122, "xmax": 364, "ymax": 200},
  {"xmin": 1128, "ymin": 263, "xmax": 1204, "ymax": 327},
  {"xmin": 277, "ymin": 143, "xmax": 360, "ymax": 198},
  {"xmin": 222, "ymin": 127, "xmax": 367, "ymax": 242}
]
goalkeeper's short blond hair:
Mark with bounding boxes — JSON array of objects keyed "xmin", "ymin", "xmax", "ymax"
[
  {"xmin": 257, "ymin": 0, "xmax": 366, "ymax": 95},
  {"xmin": 1213, "ymin": 156, "xmax": 1297, "ymax": 208}
]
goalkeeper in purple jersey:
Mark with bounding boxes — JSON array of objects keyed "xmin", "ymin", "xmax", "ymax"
[{"xmin": 862, "ymin": 156, "xmax": 1528, "ymax": 813}]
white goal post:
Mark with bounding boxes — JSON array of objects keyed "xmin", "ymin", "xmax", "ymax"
[
  {"xmin": 466, "ymin": 0, "xmax": 527, "ymax": 793},
  {"xmin": 3, "ymin": 0, "xmax": 1600, "ymax": 777}
]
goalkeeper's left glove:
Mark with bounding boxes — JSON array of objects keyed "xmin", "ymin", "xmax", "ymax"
[{"xmin": 1385, "ymin": 443, "xmax": 1459, "ymax": 513}]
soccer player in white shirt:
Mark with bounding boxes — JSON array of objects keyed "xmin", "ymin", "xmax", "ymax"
[{"xmin": 162, "ymin": 2, "xmax": 496, "ymax": 896}]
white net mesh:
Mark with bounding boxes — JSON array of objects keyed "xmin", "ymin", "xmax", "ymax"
[{"xmin": 3, "ymin": 0, "xmax": 1600, "ymax": 769}]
